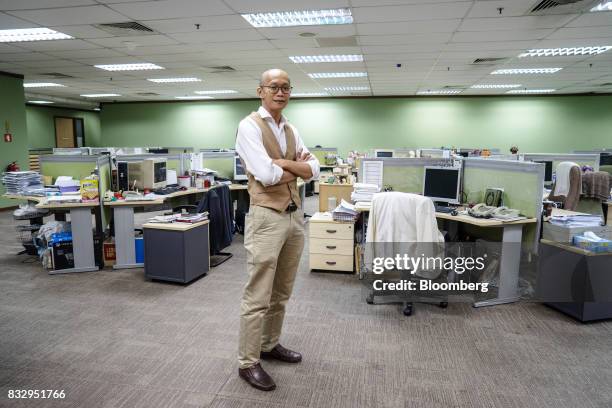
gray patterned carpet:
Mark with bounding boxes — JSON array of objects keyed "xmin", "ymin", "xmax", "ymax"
[{"xmin": 1, "ymin": 196, "xmax": 612, "ymax": 408}]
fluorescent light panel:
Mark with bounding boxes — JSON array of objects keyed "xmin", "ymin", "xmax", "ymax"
[
  {"xmin": 194, "ymin": 90, "xmax": 238, "ymax": 95},
  {"xmin": 175, "ymin": 96, "xmax": 214, "ymax": 100},
  {"xmin": 290, "ymin": 55, "xmax": 363, "ymax": 63},
  {"xmin": 471, "ymin": 84, "xmax": 521, "ymax": 89},
  {"xmin": 95, "ymin": 63, "xmax": 164, "ymax": 71},
  {"xmin": 28, "ymin": 100, "xmax": 54, "ymax": 104},
  {"xmin": 506, "ymin": 89, "xmax": 556, "ymax": 94},
  {"xmin": 0, "ymin": 28, "xmax": 72, "ymax": 43},
  {"xmin": 242, "ymin": 8, "xmax": 353, "ymax": 28},
  {"xmin": 324, "ymin": 86, "xmax": 369, "ymax": 92},
  {"xmin": 519, "ymin": 46, "xmax": 612, "ymax": 57},
  {"xmin": 291, "ymin": 92, "xmax": 330, "ymax": 97},
  {"xmin": 417, "ymin": 90, "xmax": 462, "ymax": 95},
  {"xmin": 147, "ymin": 77, "xmax": 201, "ymax": 83},
  {"xmin": 591, "ymin": 1, "xmax": 612, "ymax": 11},
  {"xmin": 309, "ymin": 72, "xmax": 367, "ymax": 78},
  {"xmin": 491, "ymin": 68, "xmax": 562, "ymax": 74},
  {"xmin": 23, "ymin": 82, "xmax": 65, "ymax": 88},
  {"xmin": 81, "ymin": 93, "xmax": 120, "ymax": 98}
]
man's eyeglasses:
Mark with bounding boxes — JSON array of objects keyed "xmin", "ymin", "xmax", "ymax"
[{"xmin": 261, "ymin": 85, "xmax": 293, "ymax": 94}]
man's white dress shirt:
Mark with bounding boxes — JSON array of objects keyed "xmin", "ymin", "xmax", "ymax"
[{"xmin": 236, "ymin": 106, "xmax": 320, "ymax": 186}]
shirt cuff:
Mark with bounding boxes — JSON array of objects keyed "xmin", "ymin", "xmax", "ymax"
[
  {"xmin": 264, "ymin": 163, "xmax": 284, "ymax": 186},
  {"xmin": 302, "ymin": 161, "xmax": 320, "ymax": 182}
]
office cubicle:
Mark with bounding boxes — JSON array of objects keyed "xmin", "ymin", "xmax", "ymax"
[
  {"xmin": 359, "ymin": 157, "xmax": 544, "ymax": 249},
  {"xmin": 522, "ymin": 153, "xmax": 600, "ymax": 172},
  {"xmin": 196, "ymin": 151, "xmax": 236, "ymax": 180},
  {"xmin": 40, "ymin": 154, "xmax": 112, "ymax": 231},
  {"xmin": 360, "ymin": 157, "xmax": 453, "ymax": 193},
  {"xmin": 463, "ymin": 158, "xmax": 544, "ymax": 249},
  {"xmin": 52, "ymin": 147, "xmax": 91, "ymax": 155},
  {"xmin": 573, "ymin": 150, "xmax": 612, "ymax": 175},
  {"xmin": 309, "ymin": 147, "xmax": 338, "ymax": 166},
  {"xmin": 115, "ymin": 153, "xmax": 183, "ymax": 176}
]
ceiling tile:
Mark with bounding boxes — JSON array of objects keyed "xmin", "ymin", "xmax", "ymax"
[
  {"xmin": 144, "ymin": 15, "xmax": 251, "ymax": 34},
  {"xmin": 357, "ymin": 19, "xmax": 461, "ymax": 35},
  {"xmin": 6, "ymin": 5, "xmax": 128, "ymax": 26},
  {"xmin": 223, "ymin": 0, "xmax": 349, "ymax": 13},
  {"xmin": 107, "ymin": 0, "xmax": 233, "ymax": 20},
  {"xmin": 352, "ymin": 2, "xmax": 471, "ymax": 23},
  {"xmin": 168, "ymin": 29, "xmax": 264, "ymax": 44},
  {"xmin": 0, "ymin": 11, "xmax": 37, "ymax": 28}
]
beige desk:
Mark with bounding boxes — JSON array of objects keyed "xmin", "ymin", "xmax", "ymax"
[
  {"xmin": 105, "ymin": 187, "xmax": 210, "ymax": 270},
  {"xmin": 4, "ymin": 194, "xmax": 100, "ymax": 274},
  {"xmin": 357, "ymin": 204, "xmax": 537, "ymax": 308}
]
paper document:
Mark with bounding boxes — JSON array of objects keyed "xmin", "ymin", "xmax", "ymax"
[{"xmin": 362, "ymin": 161, "xmax": 383, "ymax": 189}]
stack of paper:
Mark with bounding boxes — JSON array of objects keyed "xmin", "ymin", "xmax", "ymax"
[
  {"xmin": 176, "ymin": 212, "xmax": 209, "ymax": 223},
  {"xmin": 351, "ymin": 182, "xmax": 380, "ymax": 203},
  {"xmin": 549, "ymin": 214, "xmax": 603, "ymax": 227},
  {"xmin": 1, "ymin": 171, "xmax": 43, "ymax": 195},
  {"xmin": 332, "ymin": 199, "xmax": 359, "ymax": 222}
]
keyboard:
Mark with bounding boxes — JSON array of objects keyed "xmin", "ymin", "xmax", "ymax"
[
  {"xmin": 435, "ymin": 205, "xmax": 455, "ymax": 214},
  {"xmin": 152, "ymin": 185, "xmax": 182, "ymax": 195}
]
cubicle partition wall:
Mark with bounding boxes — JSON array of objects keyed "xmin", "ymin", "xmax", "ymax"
[
  {"xmin": 52, "ymin": 147, "xmax": 91, "ymax": 155},
  {"xmin": 573, "ymin": 150, "xmax": 612, "ymax": 175},
  {"xmin": 522, "ymin": 153, "xmax": 600, "ymax": 172},
  {"xmin": 40, "ymin": 154, "xmax": 112, "ymax": 232},
  {"xmin": 463, "ymin": 158, "xmax": 544, "ymax": 249},
  {"xmin": 360, "ymin": 157, "xmax": 453, "ymax": 193},
  {"xmin": 309, "ymin": 147, "xmax": 338, "ymax": 166},
  {"xmin": 198, "ymin": 151, "xmax": 236, "ymax": 180},
  {"xmin": 115, "ymin": 153, "xmax": 183, "ymax": 176}
]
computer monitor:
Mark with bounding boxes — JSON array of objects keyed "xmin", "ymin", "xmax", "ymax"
[
  {"xmin": 534, "ymin": 160, "xmax": 553, "ymax": 183},
  {"xmin": 128, "ymin": 158, "xmax": 167, "ymax": 190},
  {"xmin": 234, "ymin": 155, "xmax": 247, "ymax": 181},
  {"xmin": 422, "ymin": 166, "xmax": 461, "ymax": 205},
  {"xmin": 600, "ymin": 153, "xmax": 612, "ymax": 166},
  {"xmin": 375, "ymin": 149, "xmax": 394, "ymax": 158}
]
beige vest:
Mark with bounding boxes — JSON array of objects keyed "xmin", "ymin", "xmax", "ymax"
[{"xmin": 241, "ymin": 112, "xmax": 302, "ymax": 212}]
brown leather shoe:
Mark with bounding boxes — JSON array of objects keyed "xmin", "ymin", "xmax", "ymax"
[
  {"xmin": 238, "ymin": 363, "xmax": 276, "ymax": 391},
  {"xmin": 260, "ymin": 344, "xmax": 302, "ymax": 363}
]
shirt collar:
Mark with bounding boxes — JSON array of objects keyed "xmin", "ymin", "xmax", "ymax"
[{"xmin": 258, "ymin": 106, "xmax": 287, "ymax": 128}]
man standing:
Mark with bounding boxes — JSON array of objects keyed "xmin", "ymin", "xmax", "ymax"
[{"xmin": 235, "ymin": 69, "xmax": 320, "ymax": 391}]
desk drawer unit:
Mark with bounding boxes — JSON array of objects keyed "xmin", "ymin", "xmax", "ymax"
[{"xmin": 309, "ymin": 212, "xmax": 354, "ymax": 272}]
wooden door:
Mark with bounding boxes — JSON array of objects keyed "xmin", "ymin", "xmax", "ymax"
[{"xmin": 55, "ymin": 117, "xmax": 75, "ymax": 148}]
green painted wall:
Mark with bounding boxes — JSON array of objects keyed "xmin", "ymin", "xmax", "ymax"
[
  {"xmin": 0, "ymin": 73, "xmax": 28, "ymax": 209},
  {"xmin": 26, "ymin": 105, "xmax": 101, "ymax": 149},
  {"xmin": 100, "ymin": 95, "xmax": 612, "ymax": 155}
]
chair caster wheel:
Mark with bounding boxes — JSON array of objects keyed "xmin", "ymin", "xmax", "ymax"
[
  {"xmin": 403, "ymin": 304, "xmax": 413, "ymax": 316},
  {"xmin": 439, "ymin": 302, "xmax": 448, "ymax": 309},
  {"xmin": 366, "ymin": 294, "xmax": 374, "ymax": 304}
]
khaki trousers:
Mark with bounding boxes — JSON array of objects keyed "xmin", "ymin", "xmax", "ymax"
[{"xmin": 238, "ymin": 205, "xmax": 305, "ymax": 368}]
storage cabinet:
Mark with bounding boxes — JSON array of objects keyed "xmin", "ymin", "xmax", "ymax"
[
  {"xmin": 143, "ymin": 220, "xmax": 210, "ymax": 283},
  {"xmin": 309, "ymin": 212, "xmax": 355, "ymax": 272}
]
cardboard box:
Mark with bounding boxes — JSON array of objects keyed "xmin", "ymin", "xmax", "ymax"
[{"xmin": 103, "ymin": 239, "xmax": 116, "ymax": 267}]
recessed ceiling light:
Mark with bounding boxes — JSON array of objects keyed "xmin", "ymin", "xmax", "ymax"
[
  {"xmin": 491, "ymin": 68, "xmax": 562, "ymax": 74},
  {"xmin": 324, "ymin": 86, "xmax": 370, "ymax": 92},
  {"xmin": 290, "ymin": 55, "xmax": 363, "ymax": 63},
  {"xmin": 241, "ymin": 8, "xmax": 353, "ymax": 28},
  {"xmin": 23, "ymin": 82, "xmax": 65, "ymax": 88},
  {"xmin": 291, "ymin": 92, "xmax": 330, "ymax": 97},
  {"xmin": 506, "ymin": 89, "xmax": 556, "ymax": 94},
  {"xmin": 309, "ymin": 72, "xmax": 367, "ymax": 79},
  {"xmin": 0, "ymin": 28, "xmax": 72, "ymax": 43},
  {"xmin": 175, "ymin": 96, "xmax": 214, "ymax": 100},
  {"xmin": 81, "ymin": 93, "xmax": 121, "ymax": 98},
  {"xmin": 417, "ymin": 90, "xmax": 462, "ymax": 95},
  {"xmin": 94, "ymin": 63, "xmax": 164, "ymax": 71},
  {"xmin": 194, "ymin": 90, "xmax": 238, "ymax": 95},
  {"xmin": 519, "ymin": 46, "xmax": 612, "ymax": 57},
  {"xmin": 147, "ymin": 77, "xmax": 201, "ymax": 83},
  {"xmin": 591, "ymin": 1, "xmax": 612, "ymax": 11},
  {"xmin": 470, "ymin": 84, "xmax": 521, "ymax": 89},
  {"xmin": 28, "ymin": 100, "xmax": 54, "ymax": 104}
]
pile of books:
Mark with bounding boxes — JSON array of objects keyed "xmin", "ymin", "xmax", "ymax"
[
  {"xmin": 2, "ymin": 171, "xmax": 43, "ymax": 195},
  {"xmin": 176, "ymin": 212, "xmax": 209, "ymax": 223}
]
